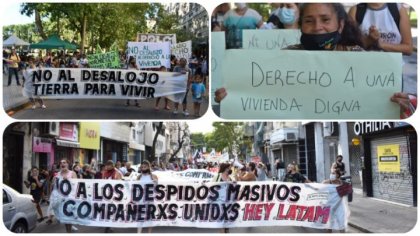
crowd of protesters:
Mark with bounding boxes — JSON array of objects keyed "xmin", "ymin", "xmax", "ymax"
[
  {"xmin": 26, "ymin": 154, "xmax": 349, "ymax": 233},
  {"xmin": 3, "ymin": 47, "xmax": 209, "ymax": 116}
]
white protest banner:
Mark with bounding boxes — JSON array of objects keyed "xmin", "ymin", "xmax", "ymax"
[
  {"xmin": 137, "ymin": 33, "xmax": 177, "ymax": 45},
  {"xmin": 242, "ymin": 29, "xmax": 301, "ymax": 50},
  {"xmin": 26, "ymin": 68, "xmax": 187, "ymax": 102},
  {"xmin": 211, "ymin": 32, "xmax": 225, "ymax": 103},
  {"xmin": 171, "ymin": 40, "xmax": 192, "ymax": 61},
  {"xmin": 52, "ymin": 178, "xmax": 348, "ymax": 230},
  {"xmin": 127, "ymin": 42, "xmax": 171, "ymax": 69},
  {"xmin": 220, "ymin": 50, "xmax": 402, "ymax": 119},
  {"xmin": 124, "ymin": 170, "xmax": 214, "ymax": 182}
]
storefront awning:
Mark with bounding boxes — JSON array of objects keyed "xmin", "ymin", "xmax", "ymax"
[
  {"xmin": 129, "ymin": 143, "xmax": 145, "ymax": 151},
  {"xmin": 56, "ymin": 139, "xmax": 80, "ymax": 148}
]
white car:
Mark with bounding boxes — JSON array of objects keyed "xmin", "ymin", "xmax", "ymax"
[{"xmin": 3, "ymin": 184, "xmax": 38, "ymax": 233}]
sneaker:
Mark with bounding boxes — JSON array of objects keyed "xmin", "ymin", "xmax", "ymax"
[
  {"xmin": 45, "ymin": 219, "xmax": 53, "ymax": 225},
  {"xmin": 183, "ymin": 111, "xmax": 190, "ymax": 116},
  {"xmin": 32, "ymin": 105, "xmax": 36, "ymax": 109},
  {"xmin": 41, "ymin": 105, "xmax": 47, "ymax": 109},
  {"xmin": 37, "ymin": 218, "xmax": 45, "ymax": 223},
  {"xmin": 71, "ymin": 226, "xmax": 78, "ymax": 231},
  {"xmin": 164, "ymin": 106, "xmax": 170, "ymax": 110},
  {"xmin": 172, "ymin": 110, "xmax": 178, "ymax": 115}
]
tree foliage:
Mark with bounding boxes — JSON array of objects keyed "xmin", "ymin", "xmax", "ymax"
[{"xmin": 12, "ymin": 3, "xmax": 167, "ymax": 51}]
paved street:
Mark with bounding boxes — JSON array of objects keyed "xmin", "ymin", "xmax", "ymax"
[{"xmin": 31, "ymin": 217, "xmax": 362, "ymax": 233}]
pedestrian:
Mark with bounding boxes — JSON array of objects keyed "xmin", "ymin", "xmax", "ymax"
[
  {"xmin": 81, "ymin": 164, "xmax": 95, "ymax": 179},
  {"xmin": 6, "ymin": 48, "xmax": 21, "ymax": 86},
  {"xmin": 102, "ymin": 160, "xmax": 122, "ymax": 233},
  {"xmin": 331, "ymin": 155, "xmax": 346, "ymax": 176},
  {"xmin": 94, "ymin": 164, "xmax": 105, "ymax": 179},
  {"xmin": 348, "ymin": 3, "xmax": 412, "ymax": 55},
  {"xmin": 72, "ymin": 163, "xmax": 83, "ymax": 179},
  {"xmin": 322, "ymin": 169, "xmax": 346, "ymax": 233},
  {"xmin": 237, "ymin": 162, "xmax": 257, "ymax": 181},
  {"xmin": 283, "ymin": 163, "xmax": 311, "ymax": 183},
  {"xmin": 172, "ymin": 58, "xmax": 192, "ymax": 116},
  {"xmin": 126, "ymin": 56, "xmax": 140, "ymax": 107},
  {"xmin": 256, "ymin": 162, "xmax": 268, "ymax": 181},
  {"xmin": 137, "ymin": 161, "xmax": 158, "ymax": 233},
  {"xmin": 212, "ymin": 163, "xmax": 233, "ymax": 233},
  {"xmin": 154, "ymin": 66, "xmax": 171, "ymax": 111},
  {"xmin": 24, "ymin": 167, "xmax": 45, "ymax": 222},
  {"xmin": 265, "ymin": 3, "xmax": 300, "ymax": 29},
  {"xmin": 276, "ymin": 158, "xmax": 286, "ymax": 180},
  {"xmin": 23, "ymin": 56, "xmax": 47, "ymax": 109},
  {"xmin": 222, "ymin": 3, "xmax": 264, "ymax": 49},
  {"xmin": 51, "ymin": 158, "xmax": 78, "ymax": 232},
  {"xmin": 191, "ymin": 72, "xmax": 206, "ymax": 117}
]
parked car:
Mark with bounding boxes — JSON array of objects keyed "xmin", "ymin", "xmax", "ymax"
[{"xmin": 3, "ymin": 184, "xmax": 38, "ymax": 233}]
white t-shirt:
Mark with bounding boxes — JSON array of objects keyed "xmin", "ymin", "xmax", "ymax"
[{"xmin": 359, "ymin": 4, "xmax": 402, "ymax": 45}]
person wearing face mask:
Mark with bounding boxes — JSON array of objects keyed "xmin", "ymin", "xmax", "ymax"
[
  {"xmin": 265, "ymin": 3, "xmax": 300, "ymax": 29},
  {"xmin": 214, "ymin": 3, "xmax": 414, "ymax": 117},
  {"xmin": 222, "ymin": 3, "xmax": 264, "ymax": 49},
  {"xmin": 136, "ymin": 161, "xmax": 158, "ymax": 233},
  {"xmin": 331, "ymin": 155, "xmax": 346, "ymax": 177},
  {"xmin": 288, "ymin": 3, "xmax": 364, "ymax": 51},
  {"xmin": 323, "ymin": 169, "xmax": 343, "ymax": 185}
]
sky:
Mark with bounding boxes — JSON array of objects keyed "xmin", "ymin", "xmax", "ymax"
[
  {"xmin": 2, "ymin": 3, "xmax": 34, "ymax": 27},
  {"xmin": 187, "ymin": 119, "xmax": 215, "ymax": 134}
]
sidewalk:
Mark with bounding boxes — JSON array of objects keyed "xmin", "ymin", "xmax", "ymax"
[
  {"xmin": 348, "ymin": 191, "xmax": 417, "ymax": 233},
  {"xmin": 3, "ymin": 71, "xmax": 29, "ymax": 113}
]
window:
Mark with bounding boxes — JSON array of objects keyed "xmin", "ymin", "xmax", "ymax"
[{"xmin": 3, "ymin": 190, "xmax": 10, "ymax": 204}]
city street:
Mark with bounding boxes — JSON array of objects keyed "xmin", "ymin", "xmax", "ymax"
[{"xmin": 3, "ymin": 72, "xmax": 209, "ymax": 119}]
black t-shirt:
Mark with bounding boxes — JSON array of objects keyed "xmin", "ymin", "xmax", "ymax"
[
  {"xmin": 336, "ymin": 162, "xmax": 345, "ymax": 175},
  {"xmin": 283, "ymin": 172, "xmax": 306, "ymax": 183},
  {"xmin": 28, "ymin": 177, "xmax": 42, "ymax": 198},
  {"xmin": 82, "ymin": 172, "xmax": 93, "ymax": 179}
]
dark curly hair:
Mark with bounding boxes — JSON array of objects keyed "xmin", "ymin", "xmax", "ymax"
[{"xmin": 299, "ymin": 3, "xmax": 363, "ymax": 47}]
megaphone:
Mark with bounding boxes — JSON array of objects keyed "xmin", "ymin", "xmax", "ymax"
[{"xmin": 233, "ymin": 159, "xmax": 244, "ymax": 169}]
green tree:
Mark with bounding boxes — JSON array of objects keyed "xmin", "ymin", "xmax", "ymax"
[
  {"xmin": 248, "ymin": 3, "xmax": 272, "ymax": 21},
  {"xmin": 190, "ymin": 133, "xmax": 206, "ymax": 150},
  {"xmin": 211, "ymin": 122, "xmax": 244, "ymax": 154}
]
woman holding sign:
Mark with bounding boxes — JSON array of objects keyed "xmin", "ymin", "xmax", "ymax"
[
  {"xmin": 213, "ymin": 163, "xmax": 233, "ymax": 233},
  {"xmin": 51, "ymin": 159, "xmax": 77, "ymax": 233},
  {"xmin": 214, "ymin": 3, "xmax": 415, "ymax": 118},
  {"xmin": 136, "ymin": 161, "xmax": 158, "ymax": 233}
]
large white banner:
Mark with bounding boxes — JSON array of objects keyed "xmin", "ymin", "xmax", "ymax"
[
  {"xmin": 51, "ymin": 178, "xmax": 348, "ymax": 230},
  {"xmin": 26, "ymin": 68, "xmax": 187, "ymax": 102},
  {"xmin": 127, "ymin": 42, "xmax": 171, "ymax": 69},
  {"xmin": 171, "ymin": 40, "xmax": 192, "ymax": 61}
]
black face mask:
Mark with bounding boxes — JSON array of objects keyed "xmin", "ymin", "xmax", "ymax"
[
  {"xmin": 141, "ymin": 170, "xmax": 150, "ymax": 174},
  {"xmin": 300, "ymin": 31, "xmax": 341, "ymax": 50},
  {"xmin": 228, "ymin": 170, "xmax": 233, "ymax": 175}
]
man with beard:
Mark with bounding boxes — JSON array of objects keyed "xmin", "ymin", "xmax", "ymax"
[
  {"xmin": 137, "ymin": 161, "xmax": 158, "ymax": 233},
  {"xmin": 102, "ymin": 160, "xmax": 122, "ymax": 233}
]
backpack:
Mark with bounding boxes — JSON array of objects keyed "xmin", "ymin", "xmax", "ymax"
[{"xmin": 355, "ymin": 3, "xmax": 400, "ymax": 30}]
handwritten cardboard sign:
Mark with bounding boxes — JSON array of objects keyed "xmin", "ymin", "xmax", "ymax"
[{"xmin": 220, "ymin": 50, "xmax": 402, "ymax": 119}]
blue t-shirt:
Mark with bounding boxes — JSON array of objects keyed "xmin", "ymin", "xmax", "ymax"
[{"xmin": 192, "ymin": 83, "xmax": 205, "ymax": 99}]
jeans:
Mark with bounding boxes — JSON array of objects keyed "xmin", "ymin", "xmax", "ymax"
[{"xmin": 8, "ymin": 67, "xmax": 20, "ymax": 85}]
